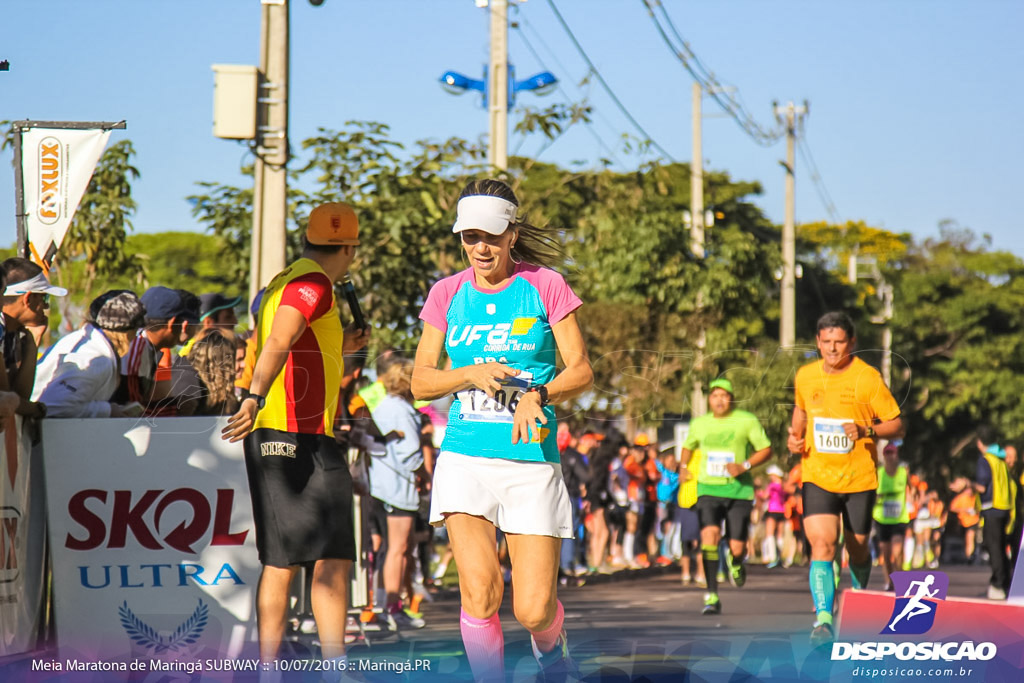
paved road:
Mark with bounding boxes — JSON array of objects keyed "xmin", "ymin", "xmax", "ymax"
[{"xmin": 328, "ymin": 562, "xmax": 1011, "ymax": 682}]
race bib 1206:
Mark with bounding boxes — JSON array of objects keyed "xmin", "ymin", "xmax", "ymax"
[{"xmin": 455, "ymin": 371, "xmax": 533, "ymax": 424}]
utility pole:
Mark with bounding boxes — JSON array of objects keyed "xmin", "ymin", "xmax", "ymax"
[
  {"xmin": 251, "ymin": 0, "xmax": 290, "ymax": 307},
  {"xmin": 775, "ymin": 101, "xmax": 807, "ymax": 348},
  {"xmin": 690, "ymin": 82, "xmax": 705, "ymax": 259},
  {"xmin": 488, "ymin": 0, "xmax": 509, "ymax": 171},
  {"xmin": 690, "ymin": 82, "xmax": 706, "ymax": 418}
]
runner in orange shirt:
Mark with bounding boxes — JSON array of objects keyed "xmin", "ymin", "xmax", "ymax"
[{"xmin": 787, "ymin": 312, "xmax": 904, "ymax": 646}]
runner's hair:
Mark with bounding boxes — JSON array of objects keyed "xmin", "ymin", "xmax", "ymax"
[
  {"xmin": 816, "ymin": 311, "xmax": 856, "ymax": 339},
  {"xmin": 459, "ymin": 179, "xmax": 566, "ymax": 269},
  {"xmin": 188, "ymin": 330, "xmax": 240, "ymax": 415}
]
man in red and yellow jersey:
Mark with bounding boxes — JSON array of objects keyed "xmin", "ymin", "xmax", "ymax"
[
  {"xmin": 222, "ymin": 202, "xmax": 369, "ymax": 669},
  {"xmin": 786, "ymin": 311, "xmax": 904, "ymax": 645}
]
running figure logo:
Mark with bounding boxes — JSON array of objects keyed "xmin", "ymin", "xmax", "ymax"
[{"xmin": 883, "ymin": 571, "xmax": 949, "ymax": 635}]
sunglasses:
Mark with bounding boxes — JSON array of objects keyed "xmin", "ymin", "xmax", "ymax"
[{"xmin": 460, "ymin": 231, "xmax": 508, "ymax": 247}]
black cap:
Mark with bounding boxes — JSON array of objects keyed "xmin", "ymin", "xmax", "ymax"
[
  {"xmin": 199, "ymin": 293, "xmax": 242, "ymax": 321},
  {"xmin": 141, "ymin": 286, "xmax": 199, "ymax": 324}
]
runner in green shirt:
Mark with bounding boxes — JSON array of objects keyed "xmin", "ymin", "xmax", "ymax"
[
  {"xmin": 872, "ymin": 442, "xmax": 911, "ymax": 591},
  {"xmin": 679, "ymin": 378, "xmax": 773, "ymax": 615}
]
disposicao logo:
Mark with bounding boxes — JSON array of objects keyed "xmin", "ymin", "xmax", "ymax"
[
  {"xmin": 831, "ymin": 571, "xmax": 997, "ymax": 663},
  {"xmin": 884, "ymin": 570, "xmax": 948, "ymax": 635}
]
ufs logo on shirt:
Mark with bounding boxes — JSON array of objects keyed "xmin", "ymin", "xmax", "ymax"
[{"xmin": 883, "ymin": 570, "xmax": 949, "ymax": 635}]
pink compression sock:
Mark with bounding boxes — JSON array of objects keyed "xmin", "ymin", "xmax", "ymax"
[
  {"xmin": 530, "ymin": 600, "xmax": 565, "ymax": 653},
  {"xmin": 460, "ymin": 608, "xmax": 505, "ymax": 680}
]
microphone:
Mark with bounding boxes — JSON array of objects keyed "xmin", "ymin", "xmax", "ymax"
[{"xmin": 340, "ymin": 275, "xmax": 367, "ymax": 330}]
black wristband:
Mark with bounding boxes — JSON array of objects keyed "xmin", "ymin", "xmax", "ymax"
[
  {"xmin": 528, "ymin": 384, "xmax": 550, "ymax": 406},
  {"xmin": 246, "ymin": 393, "xmax": 267, "ymax": 411}
]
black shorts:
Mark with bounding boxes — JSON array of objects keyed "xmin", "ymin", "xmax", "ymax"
[
  {"xmin": 873, "ymin": 520, "xmax": 907, "ymax": 543},
  {"xmin": 765, "ymin": 511, "xmax": 786, "ymax": 524},
  {"xmin": 675, "ymin": 506, "xmax": 700, "ymax": 543},
  {"xmin": 695, "ymin": 496, "xmax": 753, "ymax": 542},
  {"xmin": 371, "ymin": 496, "xmax": 418, "ymax": 520},
  {"xmin": 243, "ymin": 428, "xmax": 356, "ymax": 568},
  {"xmin": 803, "ymin": 482, "xmax": 876, "ymax": 536}
]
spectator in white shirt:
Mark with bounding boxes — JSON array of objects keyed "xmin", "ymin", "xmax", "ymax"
[{"xmin": 33, "ymin": 290, "xmax": 146, "ymax": 418}]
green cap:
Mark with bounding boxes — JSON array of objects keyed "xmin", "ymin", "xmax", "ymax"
[{"xmin": 708, "ymin": 378, "xmax": 734, "ymax": 395}]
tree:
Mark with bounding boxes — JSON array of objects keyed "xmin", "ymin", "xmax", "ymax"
[{"xmin": 888, "ymin": 224, "xmax": 1024, "ymax": 484}]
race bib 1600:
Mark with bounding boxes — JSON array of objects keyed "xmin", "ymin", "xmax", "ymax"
[{"xmin": 813, "ymin": 417, "xmax": 854, "ymax": 454}]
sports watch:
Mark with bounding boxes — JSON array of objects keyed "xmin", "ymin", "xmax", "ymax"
[
  {"xmin": 246, "ymin": 393, "xmax": 267, "ymax": 411},
  {"xmin": 527, "ymin": 384, "xmax": 550, "ymax": 407}
]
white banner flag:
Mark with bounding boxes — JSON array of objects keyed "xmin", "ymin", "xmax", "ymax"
[{"xmin": 20, "ymin": 127, "xmax": 111, "ymax": 264}]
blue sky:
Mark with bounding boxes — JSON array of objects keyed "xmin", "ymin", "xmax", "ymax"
[{"xmin": 2, "ymin": 0, "xmax": 1022, "ymax": 255}]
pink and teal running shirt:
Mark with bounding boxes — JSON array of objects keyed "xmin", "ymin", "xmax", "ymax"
[{"xmin": 419, "ymin": 263, "xmax": 582, "ymax": 463}]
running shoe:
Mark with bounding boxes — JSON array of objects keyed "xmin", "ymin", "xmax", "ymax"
[
  {"xmin": 531, "ymin": 629, "xmax": 579, "ymax": 682},
  {"xmin": 701, "ymin": 593, "xmax": 721, "ymax": 615},
  {"xmin": 694, "ymin": 576, "xmax": 708, "ymax": 588},
  {"xmin": 681, "ymin": 573, "xmax": 692, "ymax": 585},
  {"xmin": 766, "ymin": 559, "xmax": 780, "ymax": 569},
  {"xmin": 809, "ymin": 622, "xmax": 834, "ymax": 647},
  {"xmin": 987, "ymin": 585, "xmax": 1007, "ymax": 601},
  {"xmin": 387, "ymin": 608, "xmax": 425, "ymax": 630},
  {"xmin": 726, "ymin": 554, "xmax": 746, "ymax": 588}
]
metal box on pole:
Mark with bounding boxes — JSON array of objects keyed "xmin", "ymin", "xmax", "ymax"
[{"xmin": 212, "ymin": 64, "xmax": 258, "ymax": 140}]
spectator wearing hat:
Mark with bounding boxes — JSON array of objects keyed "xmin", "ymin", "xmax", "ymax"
[
  {"xmin": 178, "ymin": 292, "xmax": 241, "ymax": 358},
  {"xmin": 221, "ymin": 202, "xmax": 370, "ymax": 666},
  {"xmin": 119, "ymin": 286, "xmax": 200, "ymax": 415},
  {"xmin": 1, "ymin": 257, "xmax": 67, "ymax": 417},
  {"xmin": 33, "ymin": 290, "xmax": 146, "ymax": 418}
]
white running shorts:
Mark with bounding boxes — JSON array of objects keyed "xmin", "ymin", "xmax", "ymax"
[{"xmin": 429, "ymin": 451, "xmax": 574, "ymax": 538}]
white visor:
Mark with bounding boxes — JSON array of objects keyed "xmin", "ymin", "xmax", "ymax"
[
  {"xmin": 452, "ymin": 195, "xmax": 518, "ymax": 235},
  {"xmin": 4, "ymin": 272, "xmax": 68, "ymax": 297}
]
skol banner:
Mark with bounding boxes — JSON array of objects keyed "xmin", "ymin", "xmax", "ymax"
[
  {"xmin": 19, "ymin": 126, "xmax": 111, "ymax": 265},
  {"xmin": 40, "ymin": 417, "xmax": 259, "ymax": 674},
  {"xmin": 0, "ymin": 416, "xmax": 46, "ymax": 657}
]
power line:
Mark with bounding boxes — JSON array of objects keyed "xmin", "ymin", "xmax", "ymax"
[
  {"xmin": 544, "ymin": 0, "xmax": 676, "ymax": 161},
  {"xmin": 517, "ymin": 13, "xmax": 628, "ymax": 149},
  {"xmin": 511, "ymin": 16, "xmax": 626, "ymax": 167},
  {"xmin": 639, "ymin": 0, "xmax": 784, "ymax": 147},
  {"xmin": 797, "ymin": 133, "xmax": 841, "ymax": 224}
]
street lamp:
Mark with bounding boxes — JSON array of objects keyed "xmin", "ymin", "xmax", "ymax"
[
  {"xmin": 439, "ymin": 63, "xmax": 556, "ymax": 171},
  {"xmin": 438, "ymin": 65, "xmax": 557, "ymax": 109}
]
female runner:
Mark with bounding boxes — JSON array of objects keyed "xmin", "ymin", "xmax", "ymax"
[{"xmin": 412, "ymin": 179, "xmax": 593, "ymax": 681}]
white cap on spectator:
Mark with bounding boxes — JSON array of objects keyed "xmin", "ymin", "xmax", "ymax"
[{"xmin": 4, "ymin": 272, "xmax": 68, "ymax": 297}]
